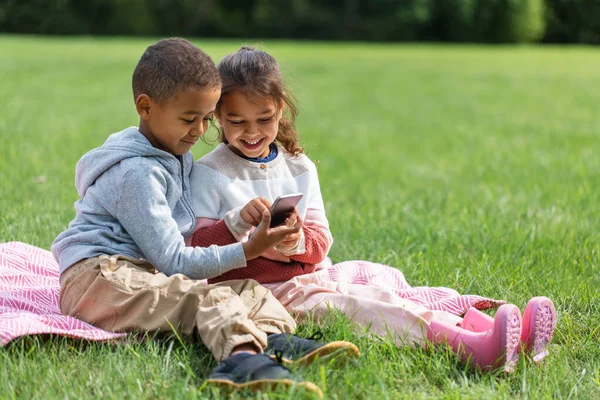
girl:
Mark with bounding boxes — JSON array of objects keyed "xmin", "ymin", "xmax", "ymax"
[{"xmin": 189, "ymin": 46, "xmax": 556, "ymax": 372}]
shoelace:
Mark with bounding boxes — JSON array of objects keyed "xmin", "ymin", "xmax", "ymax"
[
  {"xmin": 274, "ymin": 349, "xmax": 284, "ymax": 364},
  {"xmin": 307, "ymin": 330, "xmax": 324, "ymax": 341},
  {"xmin": 273, "ymin": 350, "xmax": 293, "ymax": 373}
]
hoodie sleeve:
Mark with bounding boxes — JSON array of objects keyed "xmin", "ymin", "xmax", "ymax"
[{"xmin": 116, "ymin": 165, "xmax": 247, "ymax": 279}]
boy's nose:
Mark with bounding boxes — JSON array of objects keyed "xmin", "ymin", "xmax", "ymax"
[{"xmin": 191, "ymin": 122, "xmax": 207, "ymax": 137}]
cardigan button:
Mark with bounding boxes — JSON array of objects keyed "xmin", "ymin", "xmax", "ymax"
[{"xmin": 260, "ymin": 164, "xmax": 267, "ymax": 169}]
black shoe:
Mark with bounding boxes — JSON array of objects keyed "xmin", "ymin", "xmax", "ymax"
[
  {"xmin": 265, "ymin": 331, "xmax": 360, "ymax": 365},
  {"xmin": 205, "ymin": 353, "xmax": 323, "ymax": 397}
]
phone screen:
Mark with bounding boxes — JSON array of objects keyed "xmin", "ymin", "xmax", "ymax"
[{"xmin": 269, "ymin": 193, "xmax": 303, "ymax": 227}]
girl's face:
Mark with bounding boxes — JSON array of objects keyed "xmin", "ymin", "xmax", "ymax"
[{"xmin": 216, "ymin": 91, "xmax": 283, "ymax": 158}]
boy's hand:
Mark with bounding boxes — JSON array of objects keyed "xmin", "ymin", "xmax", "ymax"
[
  {"xmin": 242, "ymin": 211, "xmax": 301, "ymax": 261},
  {"xmin": 240, "ymin": 197, "xmax": 271, "ymax": 226}
]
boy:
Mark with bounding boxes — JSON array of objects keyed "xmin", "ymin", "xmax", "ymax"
[{"xmin": 52, "ymin": 38, "xmax": 357, "ymax": 395}]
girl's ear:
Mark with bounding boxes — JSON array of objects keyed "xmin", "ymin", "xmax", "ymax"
[
  {"xmin": 135, "ymin": 94, "xmax": 153, "ymax": 120},
  {"xmin": 277, "ymin": 100, "xmax": 285, "ymax": 120}
]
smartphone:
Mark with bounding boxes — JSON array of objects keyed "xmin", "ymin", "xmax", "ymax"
[{"xmin": 269, "ymin": 193, "xmax": 303, "ymax": 227}]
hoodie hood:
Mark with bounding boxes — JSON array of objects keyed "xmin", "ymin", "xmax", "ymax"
[{"xmin": 75, "ymin": 127, "xmax": 177, "ymax": 197}]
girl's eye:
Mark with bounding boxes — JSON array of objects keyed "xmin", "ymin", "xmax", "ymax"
[
  {"xmin": 182, "ymin": 118, "xmax": 196, "ymax": 124},
  {"xmin": 259, "ymin": 117, "xmax": 273, "ymax": 123},
  {"xmin": 203, "ymin": 115, "xmax": 213, "ymax": 121},
  {"xmin": 229, "ymin": 120, "xmax": 244, "ymax": 125}
]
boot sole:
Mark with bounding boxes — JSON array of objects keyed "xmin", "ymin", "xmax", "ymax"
[
  {"xmin": 494, "ymin": 304, "xmax": 522, "ymax": 373},
  {"xmin": 205, "ymin": 378, "xmax": 323, "ymax": 398},
  {"xmin": 522, "ymin": 297, "xmax": 556, "ymax": 363},
  {"xmin": 273, "ymin": 341, "xmax": 360, "ymax": 365}
]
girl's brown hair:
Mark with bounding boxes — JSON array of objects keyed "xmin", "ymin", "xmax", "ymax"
[{"xmin": 216, "ymin": 46, "xmax": 303, "ymax": 155}]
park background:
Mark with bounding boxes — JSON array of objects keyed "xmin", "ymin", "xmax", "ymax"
[
  {"xmin": 1, "ymin": 0, "xmax": 600, "ymax": 44},
  {"xmin": 1, "ymin": 0, "xmax": 600, "ymax": 399}
]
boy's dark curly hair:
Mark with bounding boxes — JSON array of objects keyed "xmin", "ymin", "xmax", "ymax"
[{"xmin": 132, "ymin": 38, "xmax": 221, "ymax": 104}]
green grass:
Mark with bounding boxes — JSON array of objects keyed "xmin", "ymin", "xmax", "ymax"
[{"xmin": 1, "ymin": 35, "xmax": 600, "ymax": 399}]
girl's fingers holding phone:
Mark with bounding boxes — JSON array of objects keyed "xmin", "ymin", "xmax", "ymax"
[
  {"xmin": 257, "ymin": 197, "xmax": 272, "ymax": 209},
  {"xmin": 252, "ymin": 207, "xmax": 267, "ymax": 224},
  {"xmin": 241, "ymin": 207, "xmax": 262, "ymax": 225},
  {"xmin": 285, "ymin": 216, "xmax": 295, "ymax": 227},
  {"xmin": 241, "ymin": 198, "xmax": 271, "ymax": 225},
  {"xmin": 291, "ymin": 214, "xmax": 302, "ymax": 229},
  {"xmin": 284, "ymin": 209, "xmax": 301, "ymax": 227},
  {"xmin": 252, "ymin": 198, "xmax": 270, "ymax": 213},
  {"xmin": 253, "ymin": 199, "xmax": 270, "ymax": 222},
  {"xmin": 293, "ymin": 214, "xmax": 303, "ymax": 227}
]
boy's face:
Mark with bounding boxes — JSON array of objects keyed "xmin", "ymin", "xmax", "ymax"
[
  {"xmin": 137, "ymin": 87, "xmax": 221, "ymax": 155},
  {"xmin": 216, "ymin": 91, "xmax": 283, "ymax": 159}
]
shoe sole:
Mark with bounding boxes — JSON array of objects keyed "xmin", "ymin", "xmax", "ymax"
[
  {"xmin": 205, "ymin": 378, "xmax": 323, "ymax": 398},
  {"xmin": 494, "ymin": 304, "xmax": 522, "ymax": 373},
  {"xmin": 522, "ymin": 297, "xmax": 556, "ymax": 363},
  {"xmin": 273, "ymin": 341, "xmax": 360, "ymax": 365}
]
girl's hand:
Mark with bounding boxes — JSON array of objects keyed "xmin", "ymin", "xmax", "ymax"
[
  {"xmin": 242, "ymin": 211, "xmax": 301, "ymax": 261},
  {"xmin": 278, "ymin": 211, "xmax": 302, "ymax": 249},
  {"xmin": 240, "ymin": 197, "xmax": 271, "ymax": 226}
]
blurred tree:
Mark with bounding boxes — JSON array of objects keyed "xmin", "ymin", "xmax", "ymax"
[
  {"xmin": 252, "ymin": 0, "xmax": 338, "ymax": 39},
  {"xmin": 470, "ymin": 0, "xmax": 545, "ymax": 43},
  {"xmin": 431, "ymin": 0, "xmax": 477, "ymax": 42},
  {"xmin": 6, "ymin": 0, "xmax": 598, "ymax": 44},
  {"xmin": 351, "ymin": 0, "xmax": 434, "ymax": 41},
  {"xmin": 0, "ymin": 0, "xmax": 84, "ymax": 34},
  {"xmin": 107, "ymin": 0, "xmax": 157, "ymax": 35},
  {"xmin": 544, "ymin": 0, "xmax": 600, "ymax": 43},
  {"xmin": 148, "ymin": 0, "xmax": 223, "ymax": 37}
]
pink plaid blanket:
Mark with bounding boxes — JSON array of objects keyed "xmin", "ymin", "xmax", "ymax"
[
  {"xmin": 0, "ymin": 242, "xmax": 124, "ymax": 346},
  {"xmin": 1, "ymin": 242, "xmax": 505, "ymax": 346}
]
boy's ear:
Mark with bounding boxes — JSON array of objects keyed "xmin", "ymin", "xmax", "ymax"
[{"xmin": 135, "ymin": 94, "xmax": 153, "ymax": 120}]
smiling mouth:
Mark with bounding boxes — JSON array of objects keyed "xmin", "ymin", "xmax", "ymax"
[
  {"xmin": 241, "ymin": 138, "xmax": 264, "ymax": 149},
  {"xmin": 182, "ymin": 139, "xmax": 197, "ymax": 145}
]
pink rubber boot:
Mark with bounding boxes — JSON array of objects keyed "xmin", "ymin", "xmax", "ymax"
[
  {"xmin": 462, "ymin": 297, "xmax": 557, "ymax": 363},
  {"xmin": 461, "ymin": 307, "xmax": 494, "ymax": 333},
  {"xmin": 427, "ymin": 304, "xmax": 522, "ymax": 373},
  {"xmin": 521, "ymin": 297, "xmax": 556, "ymax": 363}
]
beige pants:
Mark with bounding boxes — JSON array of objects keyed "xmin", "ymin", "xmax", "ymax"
[{"xmin": 59, "ymin": 255, "xmax": 296, "ymax": 361}]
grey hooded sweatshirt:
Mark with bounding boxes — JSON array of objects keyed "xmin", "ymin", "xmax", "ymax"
[{"xmin": 51, "ymin": 127, "xmax": 247, "ymax": 279}]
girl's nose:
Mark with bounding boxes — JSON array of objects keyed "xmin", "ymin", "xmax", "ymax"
[{"xmin": 245, "ymin": 123, "xmax": 258, "ymax": 135}]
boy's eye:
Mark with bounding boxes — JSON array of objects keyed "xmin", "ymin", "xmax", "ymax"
[
  {"xmin": 229, "ymin": 120, "xmax": 244, "ymax": 125},
  {"xmin": 181, "ymin": 118, "xmax": 196, "ymax": 124}
]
